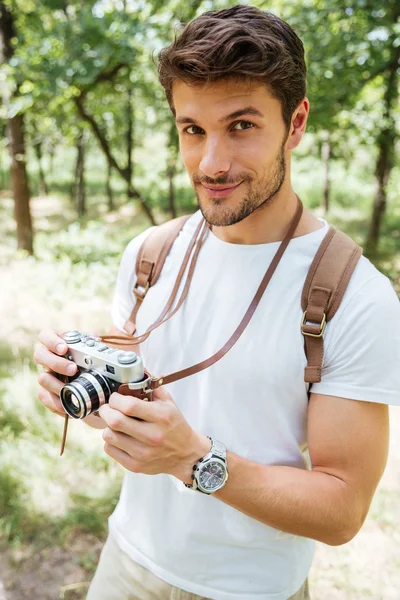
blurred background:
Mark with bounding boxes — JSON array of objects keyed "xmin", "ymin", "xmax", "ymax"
[{"xmin": 0, "ymin": 0, "xmax": 399, "ymax": 598}]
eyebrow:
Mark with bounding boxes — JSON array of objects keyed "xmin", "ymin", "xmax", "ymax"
[{"xmin": 175, "ymin": 106, "xmax": 265, "ymax": 126}]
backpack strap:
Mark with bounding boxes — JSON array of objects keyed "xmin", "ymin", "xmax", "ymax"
[
  {"xmin": 123, "ymin": 214, "xmax": 192, "ymax": 335},
  {"xmin": 301, "ymin": 227, "xmax": 362, "ymax": 384}
]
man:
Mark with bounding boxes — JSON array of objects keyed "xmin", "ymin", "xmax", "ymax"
[{"xmin": 34, "ymin": 5, "xmax": 400, "ymax": 600}]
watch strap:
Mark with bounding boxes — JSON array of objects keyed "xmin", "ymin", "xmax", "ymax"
[{"xmin": 210, "ymin": 439, "xmax": 226, "ymax": 460}]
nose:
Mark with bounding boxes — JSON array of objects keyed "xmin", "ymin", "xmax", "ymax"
[{"xmin": 199, "ymin": 136, "xmax": 231, "ymax": 178}]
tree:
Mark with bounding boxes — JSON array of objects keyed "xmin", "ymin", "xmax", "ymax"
[
  {"xmin": 0, "ymin": 0, "xmax": 34, "ymax": 254},
  {"xmin": 365, "ymin": 4, "xmax": 400, "ymax": 254},
  {"xmin": 265, "ymin": 0, "xmax": 400, "ymax": 251},
  {"xmin": 8, "ymin": 0, "xmax": 158, "ymax": 224}
]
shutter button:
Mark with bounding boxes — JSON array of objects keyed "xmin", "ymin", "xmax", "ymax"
[{"xmin": 117, "ymin": 352, "xmax": 137, "ymax": 365}]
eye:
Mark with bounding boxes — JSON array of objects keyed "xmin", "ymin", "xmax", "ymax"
[
  {"xmin": 232, "ymin": 121, "xmax": 255, "ymax": 131},
  {"xmin": 183, "ymin": 125, "xmax": 204, "ymax": 135}
]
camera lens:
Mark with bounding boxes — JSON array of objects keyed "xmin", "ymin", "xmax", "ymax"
[
  {"xmin": 60, "ymin": 370, "xmax": 117, "ymax": 419},
  {"xmin": 68, "ymin": 392, "xmax": 80, "ymax": 410}
]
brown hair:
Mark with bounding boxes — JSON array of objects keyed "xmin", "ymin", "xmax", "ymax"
[{"xmin": 157, "ymin": 5, "xmax": 307, "ymax": 133}]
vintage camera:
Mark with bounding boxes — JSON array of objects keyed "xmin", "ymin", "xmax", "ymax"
[{"xmin": 59, "ymin": 330, "xmax": 149, "ymax": 419}]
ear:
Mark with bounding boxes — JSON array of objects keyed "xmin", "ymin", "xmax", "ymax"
[{"xmin": 286, "ymin": 97, "xmax": 310, "ymax": 151}]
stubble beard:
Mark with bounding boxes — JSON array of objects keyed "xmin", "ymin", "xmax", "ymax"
[{"xmin": 193, "ymin": 144, "xmax": 287, "ymax": 227}]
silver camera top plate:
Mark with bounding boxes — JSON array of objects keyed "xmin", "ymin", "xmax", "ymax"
[{"xmin": 62, "ymin": 330, "xmax": 145, "ymax": 384}]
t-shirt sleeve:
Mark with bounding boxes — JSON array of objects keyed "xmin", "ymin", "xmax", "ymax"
[
  {"xmin": 310, "ymin": 275, "xmax": 400, "ymax": 405},
  {"xmin": 111, "ymin": 226, "xmax": 157, "ymax": 333}
]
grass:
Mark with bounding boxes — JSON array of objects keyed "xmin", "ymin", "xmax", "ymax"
[{"xmin": 0, "ymin": 367, "xmax": 122, "ymax": 548}]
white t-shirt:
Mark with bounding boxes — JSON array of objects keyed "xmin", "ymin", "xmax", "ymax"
[{"xmin": 109, "ymin": 210, "xmax": 400, "ymax": 600}]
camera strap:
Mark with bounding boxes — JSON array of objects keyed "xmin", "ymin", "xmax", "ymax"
[
  {"xmin": 103, "ymin": 196, "xmax": 361, "ymax": 389},
  {"xmin": 61, "ymin": 198, "xmax": 361, "ymax": 454},
  {"xmin": 103, "ymin": 195, "xmax": 304, "ymax": 391},
  {"xmin": 122, "ymin": 218, "xmax": 209, "ymax": 346}
]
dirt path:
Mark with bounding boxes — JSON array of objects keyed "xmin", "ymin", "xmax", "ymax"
[{"xmin": 0, "ymin": 535, "xmax": 102, "ymax": 600}]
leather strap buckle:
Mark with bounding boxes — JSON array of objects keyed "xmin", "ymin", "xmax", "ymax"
[
  {"xmin": 133, "ymin": 281, "xmax": 149, "ymax": 300},
  {"xmin": 301, "ymin": 312, "xmax": 326, "ymax": 338}
]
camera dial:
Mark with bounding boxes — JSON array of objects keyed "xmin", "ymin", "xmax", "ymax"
[{"xmin": 62, "ymin": 330, "xmax": 81, "ymax": 344}]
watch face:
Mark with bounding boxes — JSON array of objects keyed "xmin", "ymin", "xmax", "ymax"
[{"xmin": 199, "ymin": 460, "xmax": 226, "ymax": 491}]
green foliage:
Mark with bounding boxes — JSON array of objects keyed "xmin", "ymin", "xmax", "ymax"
[
  {"xmin": 37, "ymin": 220, "xmax": 127, "ymax": 265},
  {"xmin": 65, "ymin": 489, "xmax": 120, "ymax": 538},
  {"xmin": 0, "ymin": 344, "xmax": 123, "ymax": 547},
  {"xmin": 0, "ymin": 402, "xmax": 25, "ymax": 439},
  {"xmin": 1, "ymin": 0, "xmax": 398, "ymax": 247},
  {"xmin": 0, "ymin": 466, "xmax": 39, "ymax": 543}
]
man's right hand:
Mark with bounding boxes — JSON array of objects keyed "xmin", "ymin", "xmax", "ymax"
[{"xmin": 34, "ymin": 329, "xmax": 78, "ymax": 418}]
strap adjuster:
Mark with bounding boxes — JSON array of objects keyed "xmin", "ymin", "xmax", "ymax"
[
  {"xmin": 301, "ymin": 312, "xmax": 326, "ymax": 338},
  {"xmin": 133, "ymin": 281, "xmax": 149, "ymax": 300}
]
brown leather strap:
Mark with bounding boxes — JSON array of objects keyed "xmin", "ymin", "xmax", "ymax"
[
  {"xmin": 111, "ymin": 217, "xmax": 205, "ymax": 343},
  {"xmin": 118, "ymin": 368, "xmax": 155, "ymax": 401},
  {"xmin": 123, "ymin": 214, "xmax": 193, "ymax": 335},
  {"xmin": 61, "ymin": 200, "xmax": 363, "ymax": 462},
  {"xmin": 120, "ymin": 219, "xmax": 209, "ymax": 346},
  {"xmin": 301, "ymin": 227, "xmax": 362, "ymax": 384},
  {"xmin": 147, "ymin": 196, "xmax": 304, "ymax": 388},
  {"xmin": 138, "ymin": 219, "xmax": 207, "ymax": 337}
]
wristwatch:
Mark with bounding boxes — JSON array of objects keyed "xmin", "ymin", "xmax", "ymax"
[{"xmin": 184, "ymin": 437, "xmax": 229, "ymax": 494}]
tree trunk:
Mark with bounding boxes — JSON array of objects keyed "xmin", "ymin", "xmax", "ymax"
[
  {"xmin": 0, "ymin": 1, "xmax": 34, "ymax": 254},
  {"xmin": 321, "ymin": 131, "xmax": 331, "ymax": 214},
  {"xmin": 7, "ymin": 115, "xmax": 34, "ymax": 254},
  {"xmin": 0, "ymin": 148, "xmax": 4, "ymax": 189},
  {"xmin": 167, "ymin": 158, "xmax": 177, "ymax": 219},
  {"xmin": 106, "ymin": 161, "xmax": 114, "ymax": 211},
  {"xmin": 365, "ymin": 129, "xmax": 394, "ymax": 256},
  {"xmin": 75, "ymin": 131, "xmax": 86, "ymax": 217},
  {"xmin": 365, "ymin": 46, "xmax": 399, "ymax": 255},
  {"xmin": 126, "ymin": 87, "xmax": 134, "ymax": 200},
  {"xmin": 34, "ymin": 139, "xmax": 49, "ymax": 196},
  {"xmin": 49, "ymin": 142, "xmax": 55, "ymax": 176},
  {"xmin": 75, "ymin": 93, "xmax": 156, "ymax": 226},
  {"xmin": 127, "ymin": 185, "xmax": 155, "ymax": 224}
]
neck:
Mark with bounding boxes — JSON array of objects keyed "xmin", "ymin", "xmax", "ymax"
[{"xmin": 210, "ymin": 186, "xmax": 322, "ymax": 245}]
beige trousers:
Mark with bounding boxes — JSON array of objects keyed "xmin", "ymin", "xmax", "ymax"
[{"xmin": 86, "ymin": 534, "xmax": 311, "ymax": 600}]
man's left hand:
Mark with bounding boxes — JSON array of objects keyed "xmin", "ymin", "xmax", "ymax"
[{"xmin": 98, "ymin": 387, "xmax": 210, "ymax": 484}]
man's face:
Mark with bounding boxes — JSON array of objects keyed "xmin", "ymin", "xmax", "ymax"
[{"xmin": 173, "ymin": 79, "xmax": 292, "ymax": 227}]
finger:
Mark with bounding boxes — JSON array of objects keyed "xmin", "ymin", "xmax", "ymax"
[
  {"xmin": 102, "ymin": 427, "xmax": 148, "ymax": 460},
  {"xmin": 151, "ymin": 386, "xmax": 173, "ymax": 402},
  {"xmin": 38, "ymin": 387, "xmax": 66, "ymax": 417},
  {"xmin": 38, "ymin": 371, "xmax": 64, "ymax": 395},
  {"xmin": 38, "ymin": 329, "xmax": 69, "ymax": 356},
  {"xmin": 34, "ymin": 346, "xmax": 77, "ymax": 377},
  {"xmin": 108, "ymin": 393, "xmax": 166, "ymax": 422},
  {"xmin": 103, "ymin": 442, "xmax": 142, "ymax": 473},
  {"xmin": 99, "ymin": 404, "xmax": 156, "ymax": 445}
]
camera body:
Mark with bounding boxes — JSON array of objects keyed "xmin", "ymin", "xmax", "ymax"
[{"xmin": 60, "ymin": 330, "xmax": 149, "ymax": 419}]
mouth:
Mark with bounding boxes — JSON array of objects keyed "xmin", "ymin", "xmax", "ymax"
[{"xmin": 201, "ymin": 182, "xmax": 242, "ymax": 199}]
